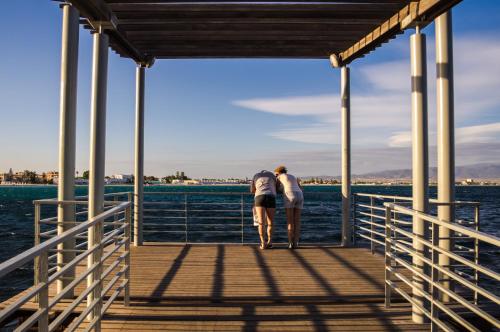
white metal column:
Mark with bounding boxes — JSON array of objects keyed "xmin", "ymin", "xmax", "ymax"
[
  {"xmin": 134, "ymin": 66, "xmax": 145, "ymax": 246},
  {"xmin": 87, "ymin": 28, "xmax": 109, "ymax": 327},
  {"xmin": 410, "ymin": 27, "xmax": 429, "ymax": 324},
  {"xmin": 341, "ymin": 66, "xmax": 351, "ymax": 247},
  {"xmin": 56, "ymin": 3, "xmax": 79, "ymax": 297},
  {"xmin": 435, "ymin": 11, "xmax": 455, "ymax": 301}
]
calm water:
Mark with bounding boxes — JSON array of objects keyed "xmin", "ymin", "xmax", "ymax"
[{"xmin": 0, "ymin": 185, "xmax": 499, "ymax": 300}]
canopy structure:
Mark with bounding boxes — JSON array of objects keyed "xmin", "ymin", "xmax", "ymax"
[
  {"xmin": 69, "ymin": 0, "xmax": 459, "ymax": 64},
  {"xmin": 46, "ymin": 0, "xmax": 464, "ymax": 327}
]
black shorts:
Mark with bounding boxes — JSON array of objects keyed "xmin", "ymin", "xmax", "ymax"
[{"xmin": 255, "ymin": 194, "xmax": 276, "ymax": 208}]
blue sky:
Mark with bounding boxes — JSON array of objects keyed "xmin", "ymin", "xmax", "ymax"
[{"xmin": 1, "ymin": 1, "xmax": 500, "ymax": 178}]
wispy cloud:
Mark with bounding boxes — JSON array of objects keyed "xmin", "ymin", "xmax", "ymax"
[
  {"xmin": 389, "ymin": 122, "xmax": 500, "ymax": 148},
  {"xmin": 233, "ymin": 34, "xmax": 500, "ymax": 150}
]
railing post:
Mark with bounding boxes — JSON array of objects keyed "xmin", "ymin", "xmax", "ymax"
[
  {"xmin": 124, "ymin": 204, "xmax": 131, "ymax": 306},
  {"xmin": 370, "ymin": 196, "xmax": 375, "ymax": 254},
  {"xmin": 114, "ymin": 195, "xmax": 119, "ymax": 244},
  {"xmin": 384, "ymin": 205, "xmax": 392, "ymax": 309},
  {"xmin": 241, "ymin": 194, "xmax": 244, "ymax": 244},
  {"xmin": 431, "ymin": 222, "xmax": 440, "ymax": 332},
  {"xmin": 37, "ymin": 252, "xmax": 49, "ymax": 332},
  {"xmin": 474, "ymin": 204, "xmax": 480, "ymax": 304},
  {"xmin": 34, "ymin": 202, "xmax": 41, "ymax": 303},
  {"xmin": 184, "ymin": 194, "xmax": 188, "ymax": 243},
  {"xmin": 352, "ymin": 194, "xmax": 357, "ymax": 245}
]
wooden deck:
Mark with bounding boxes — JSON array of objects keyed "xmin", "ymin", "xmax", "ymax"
[
  {"xmin": 92, "ymin": 244, "xmax": 427, "ymax": 331},
  {"xmin": 2, "ymin": 244, "xmax": 429, "ymax": 331}
]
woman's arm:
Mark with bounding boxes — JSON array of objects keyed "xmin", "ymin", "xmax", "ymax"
[{"xmin": 250, "ymin": 181, "xmax": 256, "ymax": 194}]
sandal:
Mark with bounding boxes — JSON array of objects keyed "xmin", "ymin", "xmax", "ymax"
[
  {"xmin": 260, "ymin": 243, "xmax": 266, "ymax": 250},
  {"xmin": 267, "ymin": 242, "xmax": 273, "ymax": 249}
]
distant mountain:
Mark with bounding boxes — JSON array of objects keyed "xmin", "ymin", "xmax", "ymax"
[{"xmin": 302, "ymin": 163, "xmax": 500, "ymax": 180}]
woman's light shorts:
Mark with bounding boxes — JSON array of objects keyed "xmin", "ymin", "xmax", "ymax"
[{"xmin": 284, "ymin": 191, "xmax": 304, "ymax": 209}]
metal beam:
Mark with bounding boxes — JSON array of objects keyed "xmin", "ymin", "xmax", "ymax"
[
  {"xmin": 341, "ymin": 66, "xmax": 351, "ymax": 247},
  {"xmin": 134, "ymin": 66, "xmax": 145, "ymax": 246},
  {"xmin": 56, "ymin": 3, "xmax": 79, "ymax": 299},
  {"xmin": 87, "ymin": 28, "xmax": 109, "ymax": 326},
  {"xmin": 69, "ymin": 0, "xmax": 149, "ymax": 63},
  {"xmin": 410, "ymin": 27, "xmax": 429, "ymax": 324},
  {"xmin": 435, "ymin": 11, "xmax": 455, "ymax": 302}
]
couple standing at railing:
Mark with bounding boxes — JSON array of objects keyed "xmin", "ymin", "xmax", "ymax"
[{"xmin": 251, "ymin": 166, "xmax": 304, "ymax": 250}]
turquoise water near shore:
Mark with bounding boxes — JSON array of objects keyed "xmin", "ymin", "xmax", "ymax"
[{"xmin": 0, "ymin": 185, "xmax": 499, "ymax": 300}]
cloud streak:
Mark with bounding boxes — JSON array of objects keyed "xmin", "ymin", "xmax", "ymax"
[{"xmin": 233, "ymin": 34, "xmax": 500, "ymax": 152}]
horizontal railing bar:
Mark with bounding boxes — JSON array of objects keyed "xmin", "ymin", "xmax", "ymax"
[
  {"xmin": 354, "ymin": 193, "xmax": 413, "ymax": 201},
  {"xmin": 357, "ymin": 233, "xmax": 385, "ymax": 247},
  {"xmin": 48, "ymin": 261, "xmax": 99, "ymax": 315},
  {"xmin": 389, "ymin": 252, "xmax": 498, "ymax": 329},
  {"xmin": 143, "ymin": 216, "xmax": 185, "ymax": 219},
  {"xmin": 358, "ymin": 211, "xmax": 386, "ymax": 220},
  {"xmin": 0, "ymin": 282, "xmax": 45, "ymax": 325},
  {"xmin": 101, "ymin": 281, "xmax": 126, "ymax": 315},
  {"xmin": 356, "ymin": 203, "xmax": 386, "ymax": 212},
  {"xmin": 386, "ymin": 203, "xmax": 498, "ymax": 246},
  {"xmin": 388, "ymin": 270, "xmax": 473, "ymax": 332},
  {"xmin": 355, "ymin": 219, "xmax": 385, "ymax": 229},
  {"xmin": 388, "ymin": 280, "xmax": 452, "ymax": 332},
  {"xmin": 356, "ymin": 225, "xmax": 385, "ymax": 238},
  {"xmin": 63, "ymin": 297, "xmax": 99, "ymax": 332},
  {"xmin": 389, "ymin": 240, "xmax": 500, "ymax": 306},
  {"xmin": 0, "ymin": 201, "xmax": 130, "ymax": 280},
  {"xmin": 391, "ymin": 225, "xmax": 499, "ymax": 281},
  {"xmin": 14, "ymin": 307, "xmax": 46, "ymax": 332},
  {"xmin": 354, "ymin": 193, "xmax": 480, "ymax": 206}
]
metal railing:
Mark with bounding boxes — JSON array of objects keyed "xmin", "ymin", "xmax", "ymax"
[
  {"xmin": 383, "ymin": 202, "xmax": 499, "ymax": 331},
  {"xmin": 34, "ymin": 191, "xmax": 340, "ymax": 245},
  {"xmin": 352, "ymin": 193, "xmax": 480, "ymax": 255},
  {"xmin": 137, "ymin": 191, "xmax": 338, "ymax": 243},
  {"xmin": 0, "ymin": 200, "xmax": 131, "ymax": 331}
]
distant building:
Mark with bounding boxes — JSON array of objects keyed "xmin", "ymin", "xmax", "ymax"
[
  {"xmin": 461, "ymin": 178, "xmax": 475, "ymax": 185},
  {"xmin": 106, "ymin": 174, "xmax": 133, "ymax": 184}
]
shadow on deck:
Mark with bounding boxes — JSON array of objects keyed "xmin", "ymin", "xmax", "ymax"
[{"xmin": 91, "ymin": 244, "xmax": 427, "ymax": 331}]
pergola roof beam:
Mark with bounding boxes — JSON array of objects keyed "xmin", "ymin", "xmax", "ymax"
[{"xmin": 67, "ymin": 0, "xmax": 461, "ymax": 61}]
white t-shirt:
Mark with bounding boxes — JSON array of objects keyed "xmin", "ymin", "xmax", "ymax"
[{"xmin": 277, "ymin": 173, "xmax": 301, "ymax": 193}]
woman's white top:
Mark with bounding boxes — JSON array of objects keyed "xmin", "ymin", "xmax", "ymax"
[{"xmin": 277, "ymin": 173, "xmax": 301, "ymax": 193}]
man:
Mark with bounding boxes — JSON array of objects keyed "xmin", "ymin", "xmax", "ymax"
[{"xmin": 251, "ymin": 170, "xmax": 277, "ymax": 249}]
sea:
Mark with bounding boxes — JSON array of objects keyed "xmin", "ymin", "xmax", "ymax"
[{"xmin": 0, "ymin": 185, "xmax": 499, "ymax": 301}]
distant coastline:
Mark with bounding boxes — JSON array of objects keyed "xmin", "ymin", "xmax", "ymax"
[{"xmin": 1, "ymin": 183, "xmax": 499, "ymax": 187}]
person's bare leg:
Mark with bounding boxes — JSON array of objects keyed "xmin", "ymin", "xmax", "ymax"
[
  {"xmin": 285, "ymin": 208, "xmax": 294, "ymax": 246},
  {"xmin": 256, "ymin": 206, "xmax": 266, "ymax": 248},
  {"xmin": 293, "ymin": 208, "xmax": 302, "ymax": 247},
  {"xmin": 265, "ymin": 208, "xmax": 275, "ymax": 247}
]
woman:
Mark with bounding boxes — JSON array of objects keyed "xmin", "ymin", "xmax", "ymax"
[
  {"xmin": 275, "ymin": 166, "xmax": 303, "ymax": 249},
  {"xmin": 251, "ymin": 170, "xmax": 277, "ymax": 249}
]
